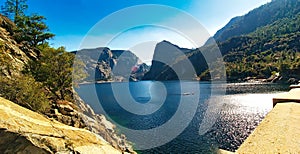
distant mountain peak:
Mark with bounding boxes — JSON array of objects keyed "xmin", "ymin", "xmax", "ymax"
[
  {"xmin": 158, "ymin": 40, "xmax": 178, "ymax": 47},
  {"xmin": 158, "ymin": 40, "xmax": 193, "ymax": 51}
]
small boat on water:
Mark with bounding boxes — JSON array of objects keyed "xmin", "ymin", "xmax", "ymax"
[
  {"xmin": 182, "ymin": 92, "xmax": 194, "ymax": 95},
  {"xmin": 168, "ymin": 92, "xmax": 195, "ymax": 96}
]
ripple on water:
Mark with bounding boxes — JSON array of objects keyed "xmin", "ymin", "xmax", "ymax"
[
  {"xmin": 139, "ymin": 93, "xmax": 275, "ymax": 153},
  {"xmin": 76, "ymin": 82, "xmax": 289, "ymax": 153}
]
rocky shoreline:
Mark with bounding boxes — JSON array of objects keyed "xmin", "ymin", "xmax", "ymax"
[
  {"xmin": 241, "ymin": 75, "xmax": 299, "ymax": 84},
  {"xmin": 44, "ymin": 93, "xmax": 136, "ymax": 154}
]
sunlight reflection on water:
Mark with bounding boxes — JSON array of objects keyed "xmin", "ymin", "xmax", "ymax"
[{"xmin": 76, "ymin": 82, "xmax": 289, "ymax": 153}]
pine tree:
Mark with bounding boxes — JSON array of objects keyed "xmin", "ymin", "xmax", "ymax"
[
  {"xmin": 14, "ymin": 14, "xmax": 55, "ymax": 47},
  {"xmin": 1, "ymin": 0, "xmax": 28, "ymax": 22}
]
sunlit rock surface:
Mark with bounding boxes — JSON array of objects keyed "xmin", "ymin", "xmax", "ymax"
[{"xmin": 0, "ymin": 97, "xmax": 122, "ymax": 154}]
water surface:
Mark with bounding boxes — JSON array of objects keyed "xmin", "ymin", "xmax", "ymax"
[{"xmin": 76, "ymin": 81, "xmax": 289, "ymax": 153}]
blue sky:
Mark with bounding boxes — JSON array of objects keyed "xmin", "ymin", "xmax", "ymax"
[{"xmin": 1, "ymin": 0, "xmax": 271, "ymax": 62}]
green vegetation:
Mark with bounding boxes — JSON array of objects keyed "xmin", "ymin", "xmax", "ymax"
[
  {"xmin": 1, "ymin": 0, "xmax": 54, "ymax": 49},
  {"xmin": 0, "ymin": 39, "xmax": 51, "ymax": 113},
  {"xmin": 0, "ymin": 75, "xmax": 50, "ymax": 113},
  {"xmin": 24, "ymin": 45, "xmax": 76, "ymax": 101},
  {"xmin": 220, "ymin": 14, "xmax": 300, "ymax": 81},
  {"xmin": 0, "ymin": 0, "xmax": 86, "ymax": 113},
  {"xmin": 199, "ymin": 0, "xmax": 300, "ymax": 82},
  {"xmin": 214, "ymin": 0, "xmax": 300, "ymax": 42},
  {"xmin": 1, "ymin": 0, "xmax": 27, "ymax": 22},
  {"xmin": 14, "ymin": 14, "xmax": 55, "ymax": 47},
  {"xmin": 144, "ymin": 0, "xmax": 300, "ymax": 82},
  {"xmin": 0, "ymin": 42, "xmax": 12, "ymax": 76}
]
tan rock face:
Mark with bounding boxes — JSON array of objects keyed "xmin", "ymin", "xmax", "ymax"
[
  {"xmin": 0, "ymin": 97, "xmax": 122, "ymax": 154},
  {"xmin": 0, "ymin": 14, "xmax": 37, "ymax": 78}
]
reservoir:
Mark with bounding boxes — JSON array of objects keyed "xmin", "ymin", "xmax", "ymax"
[{"xmin": 76, "ymin": 81, "xmax": 289, "ymax": 153}]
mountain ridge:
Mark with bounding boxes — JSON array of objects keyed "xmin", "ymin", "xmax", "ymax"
[
  {"xmin": 144, "ymin": 0, "xmax": 300, "ymax": 83},
  {"xmin": 213, "ymin": 0, "xmax": 300, "ymax": 42}
]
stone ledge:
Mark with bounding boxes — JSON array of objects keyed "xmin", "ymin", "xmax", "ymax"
[
  {"xmin": 273, "ymin": 88, "xmax": 300, "ymax": 106},
  {"xmin": 236, "ymin": 102, "xmax": 300, "ymax": 153}
]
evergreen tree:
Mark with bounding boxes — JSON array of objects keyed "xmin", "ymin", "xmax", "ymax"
[
  {"xmin": 1, "ymin": 0, "xmax": 27, "ymax": 22},
  {"xmin": 14, "ymin": 14, "xmax": 55, "ymax": 47},
  {"xmin": 24, "ymin": 45, "xmax": 87, "ymax": 101}
]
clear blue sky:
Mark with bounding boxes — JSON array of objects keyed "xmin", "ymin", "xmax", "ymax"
[{"xmin": 1, "ymin": 0, "xmax": 271, "ymax": 53}]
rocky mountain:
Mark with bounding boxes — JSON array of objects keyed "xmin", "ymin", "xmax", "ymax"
[
  {"xmin": 143, "ymin": 40, "xmax": 208, "ymax": 80},
  {"xmin": 210, "ymin": 0, "xmax": 300, "ymax": 82},
  {"xmin": 212, "ymin": 0, "xmax": 300, "ymax": 43},
  {"xmin": 145, "ymin": 0, "xmax": 300, "ymax": 83},
  {"xmin": 73, "ymin": 48, "xmax": 149, "ymax": 82}
]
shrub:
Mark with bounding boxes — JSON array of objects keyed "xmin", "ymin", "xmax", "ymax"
[
  {"xmin": 24, "ymin": 45, "xmax": 87, "ymax": 101},
  {"xmin": 0, "ymin": 75, "xmax": 51, "ymax": 113}
]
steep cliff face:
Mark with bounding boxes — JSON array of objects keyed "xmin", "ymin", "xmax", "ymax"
[
  {"xmin": 0, "ymin": 14, "xmax": 37, "ymax": 77},
  {"xmin": 73, "ymin": 47, "xmax": 115, "ymax": 81},
  {"xmin": 74, "ymin": 48, "xmax": 149, "ymax": 82},
  {"xmin": 143, "ymin": 40, "xmax": 207, "ymax": 80},
  {"xmin": 143, "ymin": 41, "xmax": 179, "ymax": 80},
  {"xmin": 0, "ymin": 97, "xmax": 122, "ymax": 154}
]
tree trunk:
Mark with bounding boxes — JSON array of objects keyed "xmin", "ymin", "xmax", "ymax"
[
  {"xmin": 14, "ymin": 0, "xmax": 19, "ymax": 22},
  {"xmin": 60, "ymin": 89, "xmax": 65, "ymax": 100}
]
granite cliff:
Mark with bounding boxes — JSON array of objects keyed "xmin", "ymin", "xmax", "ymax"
[
  {"xmin": 73, "ymin": 48, "xmax": 149, "ymax": 82},
  {"xmin": 0, "ymin": 14, "xmax": 37, "ymax": 77},
  {"xmin": 143, "ymin": 40, "xmax": 209, "ymax": 81}
]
